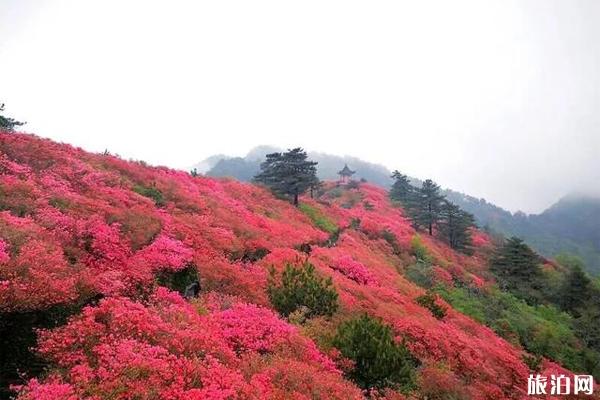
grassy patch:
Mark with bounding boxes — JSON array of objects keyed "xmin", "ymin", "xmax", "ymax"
[{"xmin": 299, "ymin": 203, "xmax": 338, "ymax": 234}]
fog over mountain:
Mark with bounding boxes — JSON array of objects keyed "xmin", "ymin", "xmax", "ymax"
[{"xmin": 2, "ymin": 1, "xmax": 600, "ymax": 214}]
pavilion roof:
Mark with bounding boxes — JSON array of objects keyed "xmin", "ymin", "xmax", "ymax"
[{"xmin": 338, "ymin": 164, "xmax": 355, "ymax": 176}]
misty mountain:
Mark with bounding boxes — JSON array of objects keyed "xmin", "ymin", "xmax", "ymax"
[
  {"xmin": 196, "ymin": 146, "xmax": 394, "ymax": 187},
  {"xmin": 208, "ymin": 157, "xmax": 261, "ymax": 182},
  {"xmin": 194, "ymin": 154, "xmax": 231, "ymax": 174},
  {"xmin": 197, "ymin": 147, "xmax": 600, "ymax": 274},
  {"xmin": 446, "ymin": 190, "xmax": 600, "ymax": 273}
]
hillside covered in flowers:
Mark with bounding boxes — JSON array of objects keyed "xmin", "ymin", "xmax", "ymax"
[{"xmin": 0, "ymin": 131, "xmax": 596, "ymax": 399}]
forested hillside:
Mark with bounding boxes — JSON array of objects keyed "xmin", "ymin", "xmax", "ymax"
[
  {"xmin": 1, "ymin": 132, "xmax": 598, "ymax": 399},
  {"xmin": 201, "ymin": 148, "xmax": 600, "ymax": 274}
]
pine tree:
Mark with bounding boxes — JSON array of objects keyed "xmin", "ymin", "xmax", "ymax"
[
  {"xmin": 490, "ymin": 237, "xmax": 543, "ymax": 303},
  {"xmin": 389, "ymin": 171, "xmax": 415, "ymax": 206},
  {"xmin": 438, "ymin": 200, "xmax": 475, "ymax": 253},
  {"xmin": 267, "ymin": 262, "xmax": 338, "ymax": 318},
  {"xmin": 333, "ymin": 314, "xmax": 418, "ymax": 391},
  {"xmin": 559, "ymin": 259, "xmax": 592, "ymax": 315},
  {"xmin": 414, "ymin": 179, "xmax": 444, "ymax": 235},
  {"xmin": 253, "ymin": 148, "xmax": 318, "ymax": 206},
  {"xmin": 0, "ymin": 103, "xmax": 25, "ymax": 131},
  {"xmin": 574, "ymin": 297, "xmax": 600, "ymax": 352}
]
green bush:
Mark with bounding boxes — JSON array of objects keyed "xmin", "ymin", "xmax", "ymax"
[
  {"xmin": 133, "ymin": 184, "xmax": 165, "ymax": 207},
  {"xmin": 381, "ymin": 230, "xmax": 402, "ymax": 255},
  {"xmin": 410, "ymin": 235, "xmax": 432, "ymax": 264},
  {"xmin": 522, "ymin": 353, "xmax": 543, "ymax": 372},
  {"xmin": 404, "ymin": 263, "xmax": 434, "ymax": 289},
  {"xmin": 156, "ymin": 265, "xmax": 198, "ymax": 295},
  {"xmin": 230, "ymin": 247, "xmax": 270, "ymax": 263},
  {"xmin": 416, "ymin": 291, "xmax": 447, "ymax": 319},
  {"xmin": 48, "ymin": 196, "xmax": 72, "ymax": 211},
  {"xmin": 298, "ymin": 203, "xmax": 338, "ymax": 234},
  {"xmin": 268, "ymin": 262, "xmax": 339, "ymax": 318},
  {"xmin": 333, "ymin": 314, "xmax": 418, "ymax": 391}
]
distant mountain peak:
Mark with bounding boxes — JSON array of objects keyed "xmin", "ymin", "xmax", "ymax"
[
  {"xmin": 556, "ymin": 191, "xmax": 600, "ymax": 205},
  {"xmin": 244, "ymin": 145, "xmax": 282, "ymax": 160}
]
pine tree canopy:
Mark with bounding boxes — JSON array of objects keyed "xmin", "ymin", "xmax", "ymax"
[
  {"xmin": 438, "ymin": 200, "xmax": 476, "ymax": 253},
  {"xmin": 0, "ymin": 103, "xmax": 25, "ymax": 131},
  {"xmin": 390, "ymin": 171, "xmax": 414, "ymax": 205},
  {"xmin": 333, "ymin": 314, "xmax": 418, "ymax": 391},
  {"xmin": 413, "ymin": 179, "xmax": 444, "ymax": 236},
  {"xmin": 490, "ymin": 237, "xmax": 543, "ymax": 303},
  {"xmin": 253, "ymin": 148, "xmax": 319, "ymax": 206},
  {"xmin": 558, "ymin": 255, "xmax": 592, "ymax": 315}
]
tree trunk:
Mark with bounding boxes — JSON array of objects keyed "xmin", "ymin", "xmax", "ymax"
[
  {"xmin": 428, "ymin": 202, "xmax": 433, "ymax": 235},
  {"xmin": 293, "ymin": 193, "xmax": 299, "ymax": 206}
]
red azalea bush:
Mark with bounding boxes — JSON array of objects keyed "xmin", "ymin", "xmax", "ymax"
[
  {"xmin": 0, "ymin": 232, "xmax": 79, "ymax": 313},
  {"xmin": 430, "ymin": 265, "xmax": 454, "ymax": 287},
  {"xmin": 330, "ymin": 255, "xmax": 377, "ymax": 285},
  {"xmin": 19, "ymin": 288, "xmax": 358, "ymax": 399},
  {"xmin": 129, "ymin": 234, "xmax": 194, "ymax": 272}
]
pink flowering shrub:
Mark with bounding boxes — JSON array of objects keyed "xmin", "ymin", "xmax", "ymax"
[
  {"xmin": 215, "ymin": 303, "xmax": 296, "ymax": 354},
  {"xmin": 430, "ymin": 266, "xmax": 454, "ymax": 287},
  {"xmin": 331, "ymin": 255, "xmax": 376, "ymax": 285},
  {"xmin": 21, "ymin": 288, "xmax": 354, "ymax": 399},
  {"xmin": 16, "ymin": 377, "xmax": 77, "ymax": 400},
  {"xmin": 0, "ymin": 239, "xmax": 78, "ymax": 312},
  {"xmin": 129, "ymin": 234, "xmax": 194, "ymax": 272},
  {"xmin": 471, "ymin": 230, "xmax": 492, "ymax": 248}
]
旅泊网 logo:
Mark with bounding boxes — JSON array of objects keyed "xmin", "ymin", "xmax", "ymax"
[{"xmin": 527, "ymin": 374, "xmax": 594, "ymax": 396}]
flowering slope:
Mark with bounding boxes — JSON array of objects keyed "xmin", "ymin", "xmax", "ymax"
[{"xmin": 0, "ymin": 131, "xmax": 592, "ymax": 399}]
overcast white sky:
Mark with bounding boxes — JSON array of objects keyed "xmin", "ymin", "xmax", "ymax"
[{"xmin": 1, "ymin": 0, "xmax": 599, "ymax": 213}]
